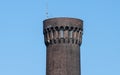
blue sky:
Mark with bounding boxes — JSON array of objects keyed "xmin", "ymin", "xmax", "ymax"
[{"xmin": 0, "ymin": 0, "xmax": 120, "ymax": 75}]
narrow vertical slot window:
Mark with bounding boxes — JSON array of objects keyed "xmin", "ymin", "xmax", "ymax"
[
  {"xmin": 60, "ymin": 29, "xmax": 64, "ymax": 38},
  {"xmin": 69, "ymin": 31, "xmax": 73, "ymax": 38},
  {"xmin": 47, "ymin": 32, "xmax": 50, "ymax": 43},
  {"xmin": 50, "ymin": 31, "xmax": 53, "ymax": 40}
]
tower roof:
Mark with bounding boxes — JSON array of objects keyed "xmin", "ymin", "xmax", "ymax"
[{"xmin": 43, "ymin": 17, "xmax": 83, "ymax": 30}]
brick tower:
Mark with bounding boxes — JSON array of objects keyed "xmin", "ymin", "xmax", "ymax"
[{"xmin": 43, "ymin": 17, "xmax": 83, "ymax": 75}]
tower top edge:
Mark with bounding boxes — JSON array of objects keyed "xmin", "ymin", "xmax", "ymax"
[{"xmin": 43, "ymin": 17, "xmax": 83, "ymax": 22}]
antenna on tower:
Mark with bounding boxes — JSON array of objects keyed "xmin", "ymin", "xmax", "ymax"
[{"xmin": 45, "ymin": 0, "xmax": 48, "ymax": 18}]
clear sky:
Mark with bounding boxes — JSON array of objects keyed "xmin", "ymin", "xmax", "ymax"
[{"xmin": 0, "ymin": 0, "xmax": 120, "ymax": 75}]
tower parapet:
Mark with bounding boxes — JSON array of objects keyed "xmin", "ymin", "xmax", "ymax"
[{"xmin": 43, "ymin": 17, "xmax": 83, "ymax": 46}]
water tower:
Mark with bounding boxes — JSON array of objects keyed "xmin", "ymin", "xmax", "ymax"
[{"xmin": 43, "ymin": 17, "xmax": 83, "ymax": 75}]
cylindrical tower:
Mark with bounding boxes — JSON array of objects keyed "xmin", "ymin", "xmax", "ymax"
[{"xmin": 43, "ymin": 17, "xmax": 83, "ymax": 75}]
